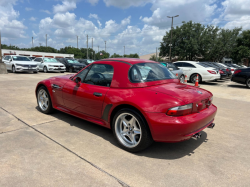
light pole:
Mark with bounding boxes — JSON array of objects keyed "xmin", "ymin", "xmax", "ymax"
[{"xmin": 167, "ymin": 15, "xmax": 179, "ymax": 62}]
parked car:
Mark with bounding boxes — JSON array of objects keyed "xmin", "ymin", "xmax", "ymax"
[
  {"xmin": 55, "ymin": 58, "xmax": 86, "ymax": 72},
  {"xmin": 160, "ymin": 62, "xmax": 185, "ymax": 83},
  {"xmin": 3, "ymin": 55, "xmax": 39, "ymax": 73},
  {"xmin": 231, "ymin": 68, "xmax": 250, "ymax": 88},
  {"xmin": 36, "ymin": 58, "xmax": 217, "ymax": 152},
  {"xmin": 78, "ymin": 59, "xmax": 95, "ymax": 65},
  {"xmin": 34, "ymin": 57, "xmax": 66, "ymax": 73},
  {"xmin": 174, "ymin": 61, "xmax": 220, "ymax": 83},
  {"xmin": 198, "ymin": 62, "xmax": 228, "ymax": 80}
]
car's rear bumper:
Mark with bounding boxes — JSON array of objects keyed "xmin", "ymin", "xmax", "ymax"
[
  {"xmin": 144, "ymin": 104, "xmax": 217, "ymax": 142},
  {"xmin": 202, "ymin": 74, "xmax": 220, "ymax": 81}
]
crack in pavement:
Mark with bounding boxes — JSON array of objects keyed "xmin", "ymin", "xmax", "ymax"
[
  {"xmin": 0, "ymin": 127, "xmax": 29, "ymax": 135},
  {"xmin": 0, "ymin": 107, "xmax": 130, "ymax": 187}
]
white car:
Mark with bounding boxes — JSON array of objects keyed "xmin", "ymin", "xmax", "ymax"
[
  {"xmin": 174, "ymin": 61, "xmax": 220, "ymax": 83},
  {"xmin": 3, "ymin": 55, "xmax": 39, "ymax": 73},
  {"xmin": 34, "ymin": 57, "xmax": 66, "ymax": 73}
]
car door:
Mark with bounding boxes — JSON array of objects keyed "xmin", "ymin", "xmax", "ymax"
[
  {"xmin": 3, "ymin": 56, "xmax": 11, "ymax": 70},
  {"xmin": 181, "ymin": 62, "xmax": 196, "ymax": 75},
  {"xmin": 62, "ymin": 64, "xmax": 114, "ymax": 119}
]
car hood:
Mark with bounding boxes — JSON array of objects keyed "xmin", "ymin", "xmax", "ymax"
[
  {"xmin": 146, "ymin": 83, "xmax": 212, "ymax": 104},
  {"xmin": 44, "ymin": 62, "xmax": 65, "ymax": 66},
  {"xmin": 13, "ymin": 61, "xmax": 38, "ymax": 65}
]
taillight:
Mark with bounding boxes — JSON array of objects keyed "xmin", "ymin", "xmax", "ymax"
[
  {"xmin": 207, "ymin": 70, "xmax": 216, "ymax": 74},
  {"xmin": 226, "ymin": 69, "xmax": 229, "ymax": 72},
  {"xmin": 231, "ymin": 69, "xmax": 234, "ymax": 71},
  {"xmin": 219, "ymin": 70, "xmax": 224, "ymax": 74},
  {"xmin": 167, "ymin": 104, "xmax": 193, "ymax": 116},
  {"xmin": 234, "ymin": 70, "xmax": 241, "ymax": 74}
]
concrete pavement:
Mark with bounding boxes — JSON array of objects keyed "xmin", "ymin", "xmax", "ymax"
[{"xmin": 0, "ymin": 72, "xmax": 250, "ymax": 187}]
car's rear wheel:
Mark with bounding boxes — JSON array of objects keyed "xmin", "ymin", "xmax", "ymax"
[
  {"xmin": 179, "ymin": 75, "xmax": 185, "ymax": 83},
  {"xmin": 43, "ymin": 66, "xmax": 48, "ymax": 73},
  {"xmin": 246, "ymin": 78, "xmax": 250, "ymax": 88},
  {"xmin": 69, "ymin": 67, "xmax": 73, "ymax": 73},
  {"xmin": 112, "ymin": 108, "xmax": 153, "ymax": 152},
  {"xmin": 190, "ymin": 74, "xmax": 201, "ymax": 84},
  {"xmin": 37, "ymin": 86, "xmax": 54, "ymax": 114}
]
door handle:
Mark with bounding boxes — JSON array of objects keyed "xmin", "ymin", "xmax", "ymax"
[{"xmin": 93, "ymin": 92, "xmax": 102, "ymax": 97}]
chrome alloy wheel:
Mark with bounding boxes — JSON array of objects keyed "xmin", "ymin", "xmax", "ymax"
[
  {"xmin": 12, "ymin": 66, "xmax": 16, "ymax": 73},
  {"xmin": 180, "ymin": 75, "xmax": 185, "ymax": 83},
  {"xmin": 38, "ymin": 89, "xmax": 49, "ymax": 111},
  {"xmin": 115, "ymin": 113, "xmax": 142, "ymax": 148}
]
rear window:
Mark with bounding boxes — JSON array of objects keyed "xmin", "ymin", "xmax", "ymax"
[{"xmin": 129, "ymin": 63, "xmax": 175, "ymax": 83}]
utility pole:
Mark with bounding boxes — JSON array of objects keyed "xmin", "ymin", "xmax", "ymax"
[
  {"xmin": 46, "ymin": 34, "xmax": 47, "ymax": 47},
  {"xmin": 105, "ymin": 41, "xmax": 106, "ymax": 52},
  {"xmin": 167, "ymin": 15, "xmax": 179, "ymax": 62},
  {"xmin": 124, "ymin": 46, "xmax": 125, "ymax": 57},
  {"xmin": 77, "ymin": 35, "xmax": 78, "ymax": 48},
  {"xmin": 156, "ymin": 47, "xmax": 158, "ymax": 62},
  {"xmin": 32, "ymin": 37, "xmax": 34, "ymax": 48},
  {"xmin": 87, "ymin": 35, "xmax": 88, "ymax": 59},
  {"xmin": 92, "ymin": 38, "xmax": 93, "ymax": 50}
]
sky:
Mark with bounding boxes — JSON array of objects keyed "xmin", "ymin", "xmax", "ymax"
[{"xmin": 0, "ymin": 0, "xmax": 250, "ymax": 56}]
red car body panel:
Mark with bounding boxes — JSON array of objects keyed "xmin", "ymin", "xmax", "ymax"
[{"xmin": 36, "ymin": 58, "xmax": 217, "ymax": 142}]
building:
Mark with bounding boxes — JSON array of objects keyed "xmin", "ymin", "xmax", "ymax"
[
  {"xmin": 1, "ymin": 49, "xmax": 74, "ymax": 59},
  {"xmin": 139, "ymin": 53, "xmax": 159, "ymax": 60}
]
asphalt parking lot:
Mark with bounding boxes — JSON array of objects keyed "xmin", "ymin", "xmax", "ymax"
[{"xmin": 0, "ymin": 72, "xmax": 250, "ymax": 187}]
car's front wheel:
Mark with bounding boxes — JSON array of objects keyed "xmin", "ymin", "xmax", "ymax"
[
  {"xmin": 37, "ymin": 86, "xmax": 54, "ymax": 114},
  {"xmin": 112, "ymin": 108, "xmax": 153, "ymax": 152},
  {"xmin": 43, "ymin": 66, "xmax": 48, "ymax": 73},
  {"xmin": 12, "ymin": 65, "xmax": 16, "ymax": 73},
  {"xmin": 246, "ymin": 78, "xmax": 250, "ymax": 88}
]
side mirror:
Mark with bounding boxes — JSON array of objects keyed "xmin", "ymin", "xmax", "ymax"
[
  {"xmin": 74, "ymin": 77, "xmax": 81, "ymax": 86},
  {"xmin": 169, "ymin": 68, "xmax": 173, "ymax": 71}
]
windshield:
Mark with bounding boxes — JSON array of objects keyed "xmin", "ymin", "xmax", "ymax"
[
  {"xmin": 87, "ymin": 60, "xmax": 95, "ymax": 63},
  {"xmin": 12, "ymin": 56, "xmax": 31, "ymax": 61},
  {"xmin": 67, "ymin": 59, "xmax": 79, "ymax": 64},
  {"xmin": 44, "ymin": 58, "xmax": 58, "ymax": 62},
  {"xmin": 129, "ymin": 63, "xmax": 175, "ymax": 82}
]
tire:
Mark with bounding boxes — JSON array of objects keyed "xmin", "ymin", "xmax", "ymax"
[
  {"xmin": 246, "ymin": 78, "xmax": 250, "ymax": 88},
  {"xmin": 43, "ymin": 66, "xmax": 48, "ymax": 73},
  {"xmin": 190, "ymin": 74, "xmax": 201, "ymax": 84},
  {"xmin": 60, "ymin": 71, "xmax": 64, "ymax": 73},
  {"xmin": 37, "ymin": 86, "xmax": 54, "ymax": 114},
  {"xmin": 112, "ymin": 108, "xmax": 153, "ymax": 152},
  {"xmin": 69, "ymin": 67, "xmax": 73, "ymax": 73},
  {"xmin": 12, "ymin": 65, "xmax": 16, "ymax": 73},
  {"xmin": 33, "ymin": 71, "xmax": 38, "ymax": 74},
  {"xmin": 179, "ymin": 75, "xmax": 185, "ymax": 83}
]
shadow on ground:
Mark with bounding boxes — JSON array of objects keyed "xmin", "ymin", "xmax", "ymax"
[
  {"xmin": 35, "ymin": 106, "xmax": 208, "ymax": 160},
  {"xmin": 227, "ymin": 84, "xmax": 248, "ymax": 89}
]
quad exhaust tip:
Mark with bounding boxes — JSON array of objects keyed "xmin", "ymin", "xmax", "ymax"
[
  {"xmin": 208, "ymin": 123, "xmax": 215, "ymax": 129},
  {"xmin": 193, "ymin": 132, "xmax": 202, "ymax": 139}
]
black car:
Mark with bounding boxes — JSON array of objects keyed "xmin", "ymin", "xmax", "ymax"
[
  {"xmin": 231, "ymin": 68, "xmax": 250, "ymax": 88},
  {"xmin": 78, "ymin": 59, "xmax": 95, "ymax": 65},
  {"xmin": 55, "ymin": 58, "xmax": 86, "ymax": 72},
  {"xmin": 199, "ymin": 62, "xmax": 230, "ymax": 80}
]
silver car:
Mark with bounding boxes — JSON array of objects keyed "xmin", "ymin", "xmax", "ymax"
[{"xmin": 160, "ymin": 62, "xmax": 185, "ymax": 83}]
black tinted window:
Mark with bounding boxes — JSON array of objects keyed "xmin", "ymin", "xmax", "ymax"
[
  {"xmin": 84, "ymin": 64, "xmax": 114, "ymax": 87},
  {"xmin": 174, "ymin": 62, "xmax": 182, "ymax": 67},
  {"xmin": 182, "ymin": 62, "xmax": 196, "ymax": 68}
]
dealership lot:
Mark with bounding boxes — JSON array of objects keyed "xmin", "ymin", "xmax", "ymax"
[{"xmin": 0, "ymin": 72, "xmax": 250, "ymax": 187}]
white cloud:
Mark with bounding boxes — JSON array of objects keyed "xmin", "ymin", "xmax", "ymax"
[
  {"xmin": 103, "ymin": 0, "xmax": 151, "ymax": 9},
  {"xmin": 87, "ymin": 0, "xmax": 99, "ymax": 6},
  {"xmin": 0, "ymin": 0, "xmax": 27, "ymax": 39},
  {"xmin": 30, "ymin": 17, "xmax": 36, "ymax": 21},
  {"xmin": 40, "ymin": 9, "xmax": 51, "ymax": 14},
  {"xmin": 88, "ymin": 13, "xmax": 99, "ymax": 20},
  {"xmin": 25, "ymin": 7, "xmax": 33, "ymax": 11},
  {"xmin": 53, "ymin": 0, "xmax": 77, "ymax": 13},
  {"xmin": 32, "ymin": 30, "xmax": 37, "ymax": 37}
]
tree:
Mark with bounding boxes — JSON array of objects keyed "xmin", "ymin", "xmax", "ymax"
[{"xmin": 110, "ymin": 53, "xmax": 123, "ymax": 58}]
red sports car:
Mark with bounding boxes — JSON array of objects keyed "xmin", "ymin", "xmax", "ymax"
[{"xmin": 36, "ymin": 58, "xmax": 217, "ymax": 152}]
